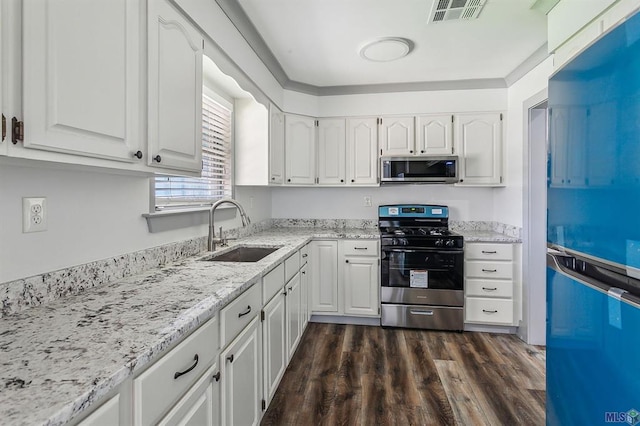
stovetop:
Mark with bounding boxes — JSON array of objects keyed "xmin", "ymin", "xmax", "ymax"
[{"xmin": 381, "ymin": 227, "xmax": 460, "ymax": 238}]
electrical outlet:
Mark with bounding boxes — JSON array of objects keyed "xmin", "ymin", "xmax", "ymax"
[
  {"xmin": 23, "ymin": 197, "xmax": 47, "ymax": 233},
  {"xmin": 364, "ymin": 196, "xmax": 372, "ymax": 207}
]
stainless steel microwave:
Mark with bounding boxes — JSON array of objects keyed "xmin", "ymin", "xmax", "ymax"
[{"xmin": 380, "ymin": 156, "xmax": 459, "ymax": 184}]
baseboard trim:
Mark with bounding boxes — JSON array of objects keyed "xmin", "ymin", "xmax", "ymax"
[
  {"xmin": 464, "ymin": 323, "xmax": 518, "ymax": 334},
  {"xmin": 310, "ymin": 315, "xmax": 381, "ymax": 326}
]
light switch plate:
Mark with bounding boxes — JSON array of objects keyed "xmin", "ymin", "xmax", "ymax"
[{"xmin": 23, "ymin": 197, "xmax": 47, "ymax": 233}]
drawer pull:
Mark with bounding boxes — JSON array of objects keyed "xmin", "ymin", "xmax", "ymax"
[
  {"xmin": 213, "ymin": 371, "xmax": 221, "ymax": 382},
  {"xmin": 227, "ymin": 354, "xmax": 234, "ymax": 363},
  {"xmin": 482, "ymin": 250, "xmax": 497, "ymax": 254},
  {"xmin": 174, "ymin": 354, "xmax": 199, "ymax": 380},
  {"xmin": 238, "ymin": 305, "xmax": 252, "ymax": 318},
  {"xmin": 302, "ymin": 254, "xmax": 308, "ymax": 258},
  {"xmin": 482, "ymin": 287, "xmax": 498, "ymax": 291},
  {"xmin": 482, "ymin": 269, "xmax": 497, "ymax": 273},
  {"xmin": 354, "ymin": 247, "xmax": 368, "ymax": 250},
  {"xmin": 482, "ymin": 309, "xmax": 498, "ymax": 314},
  {"xmin": 410, "ymin": 309, "xmax": 434, "ymax": 316},
  {"xmin": 302, "ymin": 271, "xmax": 306, "ymax": 275}
]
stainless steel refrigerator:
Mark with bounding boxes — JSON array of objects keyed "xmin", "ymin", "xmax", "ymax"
[{"xmin": 547, "ymin": 9, "xmax": 640, "ymax": 426}]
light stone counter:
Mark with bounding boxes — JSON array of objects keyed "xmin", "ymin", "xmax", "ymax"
[
  {"xmin": 458, "ymin": 230, "xmax": 522, "ymax": 243},
  {"xmin": 0, "ymin": 228, "xmax": 379, "ymax": 426}
]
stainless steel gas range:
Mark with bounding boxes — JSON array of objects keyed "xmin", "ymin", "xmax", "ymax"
[{"xmin": 379, "ymin": 204, "xmax": 464, "ymax": 331}]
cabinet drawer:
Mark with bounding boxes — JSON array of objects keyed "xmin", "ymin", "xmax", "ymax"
[
  {"xmin": 465, "ymin": 279, "xmax": 513, "ymax": 298},
  {"xmin": 134, "ymin": 316, "xmax": 219, "ymax": 426},
  {"xmin": 263, "ymin": 263, "xmax": 285, "ymax": 304},
  {"xmin": 466, "ymin": 261, "xmax": 513, "ymax": 280},
  {"xmin": 465, "ymin": 298, "xmax": 514, "ymax": 325},
  {"xmin": 300, "ymin": 244, "xmax": 310, "ymax": 265},
  {"xmin": 221, "ymin": 283, "xmax": 261, "ymax": 347},
  {"xmin": 284, "ymin": 251, "xmax": 300, "ymax": 282},
  {"xmin": 342, "ymin": 240, "xmax": 379, "ymax": 256},
  {"xmin": 465, "ymin": 243, "xmax": 513, "ymax": 261}
]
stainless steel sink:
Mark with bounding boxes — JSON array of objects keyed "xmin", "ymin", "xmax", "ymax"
[{"xmin": 200, "ymin": 246, "xmax": 281, "ymax": 262}]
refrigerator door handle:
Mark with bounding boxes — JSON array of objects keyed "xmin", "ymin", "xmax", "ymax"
[{"xmin": 547, "ymin": 251, "xmax": 640, "ymax": 309}]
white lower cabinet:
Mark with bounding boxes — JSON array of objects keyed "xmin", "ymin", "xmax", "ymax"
[
  {"xmin": 464, "ymin": 242, "xmax": 519, "ymax": 326},
  {"xmin": 285, "ymin": 272, "xmax": 302, "ymax": 360},
  {"xmin": 262, "ymin": 291, "xmax": 287, "ymax": 406},
  {"xmin": 343, "ymin": 256, "xmax": 379, "ymax": 316},
  {"xmin": 158, "ymin": 364, "xmax": 220, "ymax": 426},
  {"xmin": 78, "ymin": 394, "xmax": 120, "ymax": 426},
  {"xmin": 300, "ymin": 262, "xmax": 310, "ymax": 329},
  {"xmin": 310, "ymin": 240, "xmax": 339, "ymax": 312},
  {"xmin": 134, "ymin": 316, "xmax": 219, "ymax": 426},
  {"xmin": 220, "ymin": 316, "xmax": 262, "ymax": 426}
]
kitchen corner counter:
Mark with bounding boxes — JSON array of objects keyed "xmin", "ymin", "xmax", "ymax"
[
  {"xmin": 458, "ymin": 230, "xmax": 522, "ymax": 243},
  {"xmin": 0, "ymin": 228, "xmax": 378, "ymax": 426}
]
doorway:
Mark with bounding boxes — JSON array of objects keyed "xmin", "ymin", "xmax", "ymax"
[{"xmin": 520, "ymin": 91, "xmax": 548, "ymax": 345}]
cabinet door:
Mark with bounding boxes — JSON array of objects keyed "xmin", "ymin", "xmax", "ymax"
[
  {"xmin": 148, "ymin": 0, "xmax": 203, "ymax": 173},
  {"xmin": 347, "ymin": 118, "xmax": 378, "ymax": 185},
  {"xmin": 310, "ymin": 240, "xmax": 339, "ymax": 313},
  {"xmin": 220, "ymin": 317, "xmax": 261, "ymax": 426},
  {"xmin": 566, "ymin": 107, "xmax": 587, "ymax": 187},
  {"xmin": 549, "ymin": 107, "xmax": 569, "ymax": 187},
  {"xmin": 300, "ymin": 262, "xmax": 310, "ymax": 330},
  {"xmin": 416, "ymin": 114, "xmax": 454, "ymax": 155},
  {"xmin": 343, "ymin": 257, "xmax": 379, "ymax": 317},
  {"xmin": 262, "ymin": 292, "xmax": 286, "ymax": 405},
  {"xmin": 456, "ymin": 113, "xmax": 503, "ymax": 185},
  {"xmin": 158, "ymin": 364, "xmax": 220, "ymax": 426},
  {"xmin": 286, "ymin": 272, "xmax": 302, "ymax": 361},
  {"xmin": 317, "ymin": 118, "xmax": 346, "ymax": 185},
  {"xmin": 285, "ymin": 114, "xmax": 316, "ymax": 184},
  {"xmin": 269, "ymin": 105, "xmax": 285, "ymax": 184},
  {"xmin": 23, "ymin": 0, "xmax": 142, "ymax": 162},
  {"xmin": 79, "ymin": 394, "xmax": 120, "ymax": 426},
  {"xmin": 0, "ymin": 4, "xmax": 5, "ymax": 155},
  {"xmin": 379, "ymin": 116, "xmax": 414, "ymax": 156}
]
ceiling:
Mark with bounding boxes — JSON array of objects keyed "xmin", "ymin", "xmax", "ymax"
[{"xmin": 216, "ymin": 0, "xmax": 550, "ymax": 95}]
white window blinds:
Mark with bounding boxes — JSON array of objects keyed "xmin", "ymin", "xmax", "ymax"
[{"xmin": 155, "ymin": 93, "xmax": 233, "ymax": 208}]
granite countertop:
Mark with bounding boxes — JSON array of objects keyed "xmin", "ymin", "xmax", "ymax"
[
  {"xmin": 0, "ymin": 228, "xmax": 379, "ymax": 426},
  {"xmin": 459, "ymin": 230, "xmax": 521, "ymax": 243}
]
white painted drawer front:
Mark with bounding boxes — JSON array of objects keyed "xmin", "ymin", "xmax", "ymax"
[
  {"xmin": 466, "ymin": 298, "xmax": 514, "ymax": 325},
  {"xmin": 342, "ymin": 240, "xmax": 379, "ymax": 256},
  {"xmin": 221, "ymin": 283, "xmax": 261, "ymax": 347},
  {"xmin": 300, "ymin": 244, "xmax": 310, "ymax": 265},
  {"xmin": 465, "ymin": 243, "xmax": 513, "ymax": 261},
  {"xmin": 263, "ymin": 263, "xmax": 285, "ymax": 305},
  {"xmin": 466, "ymin": 261, "xmax": 513, "ymax": 280},
  {"xmin": 284, "ymin": 251, "xmax": 300, "ymax": 282},
  {"xmin": 80, "ymin": 394, "xmax": 120, "ymax": 426},
  {"xmin": 465, "ymin": 279, "xmax": 513, "ymax": 299},
  {"xmin": 134, "ymin": 316, "xmax": 219, "ymax": 426}
]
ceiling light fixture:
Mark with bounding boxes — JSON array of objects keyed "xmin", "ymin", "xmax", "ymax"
[{"xmin": 360, "ymin": 38, "xmax": 414, "ymax": 62}]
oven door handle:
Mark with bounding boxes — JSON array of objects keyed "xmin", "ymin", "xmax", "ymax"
[{"xmin": 382, "ymin": 248, "xmax": 464, "ymax": 255}]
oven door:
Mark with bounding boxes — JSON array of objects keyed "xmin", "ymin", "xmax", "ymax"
[{"xmin": 381, "ymin": 247, "xmax": 463, "ymax": 290}]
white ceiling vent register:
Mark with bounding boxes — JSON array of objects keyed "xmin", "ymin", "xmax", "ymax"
[{"xmin": 429, "ymin": 0, "xmax": 487, "ymax": 23}]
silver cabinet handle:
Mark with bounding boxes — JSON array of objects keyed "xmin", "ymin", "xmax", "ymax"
[{"xmin": 410, "ymin": 310, "xmax": 434, "ymax": 316}]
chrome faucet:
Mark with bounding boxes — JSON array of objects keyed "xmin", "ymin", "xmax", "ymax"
[{"xmin": 208, "ymin": 199, "xmax": 251, "ymax": 251}]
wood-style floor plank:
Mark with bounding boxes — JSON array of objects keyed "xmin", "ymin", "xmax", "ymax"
[{"xmin": 262, "ymin": 323, "xmax": 546, "ymax": 426}]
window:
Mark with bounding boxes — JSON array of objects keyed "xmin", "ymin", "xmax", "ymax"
[{"xmin": 154, "ymin": 91, "xmax": 233, "ymax": 209}]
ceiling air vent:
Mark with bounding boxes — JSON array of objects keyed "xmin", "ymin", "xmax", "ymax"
[{"xmin": 429, "ymin": 0, "xmax": 487, "ymax": 23}]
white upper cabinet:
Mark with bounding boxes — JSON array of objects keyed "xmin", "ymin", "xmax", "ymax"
[
  {"xmin": 379, "ymin": 116, "xmax": 415, "ymax": 156},
  {"xmin": 148, "ymin": 0, "xmax": 203, "ymax": 174},
  {"xmin": 416, "ymin": 114, "xmax": 454, "ymax": 155},
  {"xmin": 455, "ymin": 113, "xmax": 503, "ymax": 186},
  {"xmin": 269, "ymin": 104, "xmax": 285, "ymax": 184},
  {"xmin": 317, "ymin": 118, "xmax": 346, "ymax": 185},
  {"xmin": 346, "ymin": 117, "xmax": 378, "ymax": 185},
  {"xmin": 22, "ymin": 0, "xmax": 143, "ymax": 162},
  {"xmin": 285, "ymin": 114, "xmax": 316, "ymax": 184}
]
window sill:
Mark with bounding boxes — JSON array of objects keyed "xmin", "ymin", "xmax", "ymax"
[{"xmin": 143, "ymin": 205, "xmax": 237, "ymax": 233}]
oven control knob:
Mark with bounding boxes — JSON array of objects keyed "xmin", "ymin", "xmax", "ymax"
[
  {"xmin": 435, "ymin": 239, "xmax": 444, "ymax": 247},
  {"xmin": 445, "ymin": 239, "xmax": 455, "ymax": 247}
]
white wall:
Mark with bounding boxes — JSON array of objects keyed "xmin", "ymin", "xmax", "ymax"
[
  {"xmin": 271, "ymin": 185, "xmax": 494, "ymax": 221},
  {"xmin": 0, "ymin": 164, "xmax": 271, "ymax": 283},
  {"xmin": 495, "ymin": 57, "xmax": 554, "ymax": 227}
]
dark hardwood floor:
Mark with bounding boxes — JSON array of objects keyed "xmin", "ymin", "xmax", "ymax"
[{"xmin": 262, "ymin": 323, "xmax": 546, "ymax": 426}]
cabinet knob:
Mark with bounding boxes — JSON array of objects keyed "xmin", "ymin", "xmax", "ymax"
[
  {"xmin": 420, "ymin": 150, "xmax": 425, "ymax": 154},
  {"xmin": 213, "ymin": 371, "xmax": 221, "ymax": 382},
  {"xmin": 351, "ymin": 179, "xmax": 355, "ymax": 183},
  {"xmin": 410, "ymin": 150, "xmax": 413, "ymax": 153},
  {"xmin": 340, "ymin": 179, "xmax": 344, "ymax": 183},
  {"xmin": 345, "ymin": 259, "xmax": 349, "ymax": 263},
  {"xmin": 133, "ymin": 150, "xmax": 143, "ymax": 159},
  {"xmin": 227, "ymin": 354, "xmax": 234, "ymax": 363},
  {"xmin": 287, "ymin": 178, "xmax": 291, "ymax": 182},
  {"xmin": 272, "ymin": 177, "xmax": 275, "ymax": 180},
  {"xmin": 153, "ymin": 154, "xmax": 162, "ymax": 163}
]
